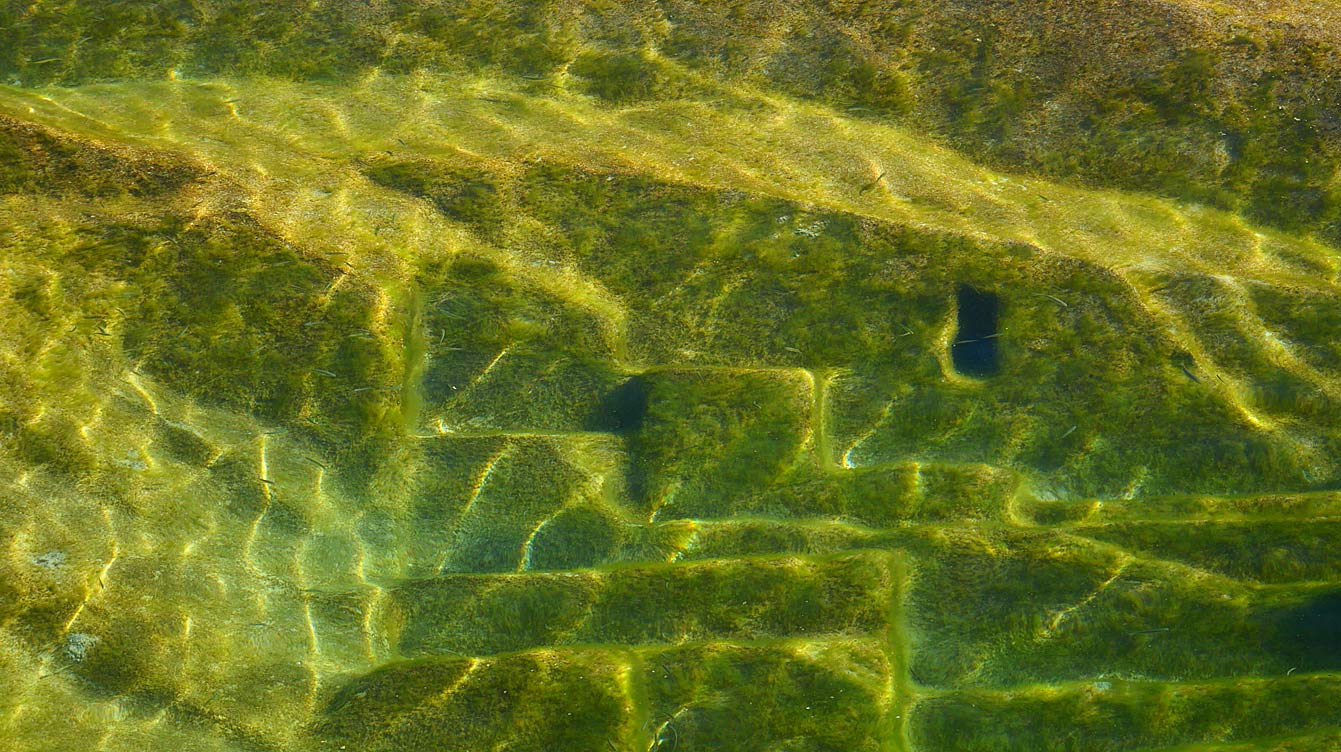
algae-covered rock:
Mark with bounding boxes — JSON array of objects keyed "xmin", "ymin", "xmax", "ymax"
[
  {"xmin": 632, "ymin": 367, "xmax": 815, "ymax": 519},
  {"xmin": 390, "ymin": 551, "xmax": 898, "ymax": 657},
  {"xmin": 642, "ymin": 640, "xmax": 897, "ymax": 752},
  {"xmin": 316, "ymin": 651, "xmax": 635, "ymax": 752},
  {"xmin": 416, "ymin": 254, "xmax": 625, "ymax": 434},
  {"xmin": 910, "ymin": 677, "xmax": 1341, "ymax": 752}
]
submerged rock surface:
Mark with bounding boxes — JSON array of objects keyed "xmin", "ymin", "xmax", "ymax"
[{"xmin": 2, "ymin": 2, "xmax": 1341, "ymax": 750}]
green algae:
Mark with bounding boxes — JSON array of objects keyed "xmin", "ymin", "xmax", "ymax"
[
  {"xmin": 569, "ymin": 49, "xmax": 685, "ymax": 104},
  {"xmin": 417, "ymin": 254, "xmax": 625, "ymax": 434},
  {"xmin": 642, "ymin": 640, "xmax": 896, "ymax": 752},
  {"xmin": 1, "ymin": 3, "xmax": 1341, "ymax": 751},
  {"xmin": 363, "ymin": 156, "xmax": 507, "ymax": 238},
  {"xmin": 910, "ymin": 676, "xmax": 1341, "ymax": 752},
  {"xmin": 315, "ymin": 651, "xmax": 636, "ymax": 752},
  {"xmin": 633, "ymin": 368, "xmax": 814, "ymax": 519},
  {"xmin": 390, "ymin": 551, "xmax": 897, "ymax": 658},
  {"xmin": 7, "ymin": 0, "xmax": 1341, "ymax": 243},
  {"xmin": 0, "ymin": 114, "xmax": 202, "ymax": 198}
]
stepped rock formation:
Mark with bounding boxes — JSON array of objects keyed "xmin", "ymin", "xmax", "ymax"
[{"xmin": 2, "ymin": 2, "xmax": 1341, "ymax": 750}]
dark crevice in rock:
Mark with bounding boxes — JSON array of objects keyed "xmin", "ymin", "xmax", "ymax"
[
  {"xmin": 1262, "ymin": 591, "xmax": 1341, "ymax": 671},
  {"xmin": 587, "ymin": 375, "xmax": 648, "ymax": 434},
  {"xmin": 951, "ymin": 283, "xmax": 1000, "ymax": 377}
]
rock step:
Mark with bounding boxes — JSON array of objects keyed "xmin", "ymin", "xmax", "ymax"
[
  {"xmin": 316, "ymin": 638, "xmax": 899, "ymax": 752},
  {"xmin": 386, "ymin": 550, "xmax": 902, "ymax": 658}
]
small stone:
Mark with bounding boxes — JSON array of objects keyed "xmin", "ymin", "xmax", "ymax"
[
  {"xmin": 65, "ymin": 633, "xmax": 100, "ymax": 663},
  {"xmin": 32, "ymin": 551, "xmax": 66, "ymax": 570}
]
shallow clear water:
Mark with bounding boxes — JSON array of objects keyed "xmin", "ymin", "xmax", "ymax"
[{"xmin": 2, "ymin": 3, "xmax": 1341, "ymax": 751}]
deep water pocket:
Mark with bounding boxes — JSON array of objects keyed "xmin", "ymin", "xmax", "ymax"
[
  {"xmin": 951, "ymin": 283, "xmax": 1001, "ymax": 377},
  {"xmin": 586, "ymin": 375, "xmax": 649, "ymax": 434}
]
